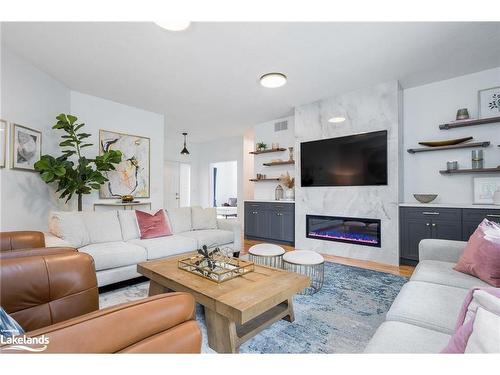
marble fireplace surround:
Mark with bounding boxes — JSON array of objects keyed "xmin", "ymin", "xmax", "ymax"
[{"xmin": 294, "ymin": 81, "xmax": 402, "ymax": 265}]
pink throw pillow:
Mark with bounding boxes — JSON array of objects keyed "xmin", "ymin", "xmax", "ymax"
[
  {"xmin": 454, "ymin": 219, "xmax": 500, "ymax": 287},
  {"xmin": 135, "ymin": 210, "xmax": 172, "ymax": 239}
]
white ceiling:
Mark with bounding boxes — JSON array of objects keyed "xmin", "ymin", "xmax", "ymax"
[{"xmin": 2, "ymin": 22, "xmax": 500, "ymax": 142}]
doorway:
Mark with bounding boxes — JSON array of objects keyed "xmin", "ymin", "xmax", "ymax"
[
  {"xmin": 164, "ymin": 160, "xmax": 191, "ymax": 208},
  {"xmin": 209, "ymin": 160, "xmax": 237, "ymax": 217}
]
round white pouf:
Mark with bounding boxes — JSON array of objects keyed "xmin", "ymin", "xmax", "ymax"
[
  {"xmin": 283, "ymin": 250, "xmax": 324, "ymax": 295},
  {"xmin": 248, "ymin": 243, "xmax": 285, "ymax": 268}
]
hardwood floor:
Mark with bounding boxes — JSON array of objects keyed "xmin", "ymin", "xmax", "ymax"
[{"xmin": 242, "ymin": 238, "xmax": 414, "ymax": 278}]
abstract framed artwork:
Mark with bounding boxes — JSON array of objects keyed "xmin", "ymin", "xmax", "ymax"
[
  {"xmin": 11, "ymin": 123, "xmax": 42, "ymax": 171},
  {"xmin": 99, "ymin": 129, "xmax": 150, "ymax": 198},
  {"xmin": 0, "ymin": 119, "xmax": 6, "ymax": 168},
  {"xmin": 478, "ymin": 86, "xmax": 500, "ymax": 119},
  {"xmin": 473, "ymin": 177, "xmax": 500, "ymax": 204}
]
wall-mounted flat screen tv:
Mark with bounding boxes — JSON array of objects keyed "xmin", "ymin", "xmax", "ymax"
[{"xmin": 300, "ymin": 130, "xmax": 388, "ymax": 187}]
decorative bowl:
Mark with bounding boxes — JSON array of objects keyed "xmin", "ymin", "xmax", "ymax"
[
  {"xmin": 121, "ymin": 195, "xmax": 135, "ymax": 203},
  {"xmin": 413, "ymin": 194, "xmax": 438, "ymax": 204}
]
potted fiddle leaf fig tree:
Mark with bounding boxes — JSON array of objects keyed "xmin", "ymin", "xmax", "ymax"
[{"xmin": 34, "ymin": 114, "xmax": 122, "ymax": 211}]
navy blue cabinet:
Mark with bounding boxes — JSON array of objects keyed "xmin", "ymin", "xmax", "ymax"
[{"xmin": 244, "ymin": 201, "xmax": 295, "ymax": 245}]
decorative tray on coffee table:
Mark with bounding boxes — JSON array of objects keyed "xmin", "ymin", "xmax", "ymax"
[{"xmin": 178, "ymin": 255, "xmax": 254, "ymax": 283}]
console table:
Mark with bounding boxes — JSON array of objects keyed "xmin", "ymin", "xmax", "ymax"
[
  {"xmin": 399, "ymin": 204, "xmax": 500, "ymax": 265},
  {"xmin": 93, "ymin": 201, "xmax": 152, "ymax": 211}
]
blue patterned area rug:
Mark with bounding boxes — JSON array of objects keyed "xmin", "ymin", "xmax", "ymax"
[{"xmin": 99, "ymin": 262, "xmax": 407, "ymax": 353}]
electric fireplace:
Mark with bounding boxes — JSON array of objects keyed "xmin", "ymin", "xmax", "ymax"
[{"xmin": 306, "ymin": 214, "xmax": 381, "ymax": 248}]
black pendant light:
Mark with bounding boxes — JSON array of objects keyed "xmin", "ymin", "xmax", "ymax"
[{"xmin": 180, "ymin": 132, "xmax": 190, "ymax": 155}]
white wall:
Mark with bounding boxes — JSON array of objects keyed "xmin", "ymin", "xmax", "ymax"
[
  {"xmin": 1, "ymin": 47, "xmax": 71, "ymax": 231},
  {"xmin": 252, "ymin": 116, "xmax": 295, "ymax": 200},
  {"xmin": 403, "ymin": 67, "xmax": 500, "ymax": 204},
  {"xmin": 70, "ymin": 91, "xmax": 165, "ymax": 211}
]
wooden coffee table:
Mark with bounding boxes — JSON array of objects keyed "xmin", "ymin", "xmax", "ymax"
[{"xmin": 137, "ymin": 253, "xmax": 310, "ymax": 353}]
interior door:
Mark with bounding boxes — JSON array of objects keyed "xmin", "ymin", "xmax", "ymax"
[{"xmin": 164, "ymin": 161, "xmax": 181, "ymax": 209}]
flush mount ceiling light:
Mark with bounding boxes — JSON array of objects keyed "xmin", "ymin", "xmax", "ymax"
[
  {"xmin": 155, "ymin": 21, "xmax": 191, "ymax": 31},
  {"xmin": 259, "ymin": 73, "xmax": 287, "ymax": 88},
  {"xmin": 180, "ymin": 132, "xmax": 190, "ymax": 155},
  {"xmin": 328, "ymin": 116, "xmax": 346, "ymax": 123}
]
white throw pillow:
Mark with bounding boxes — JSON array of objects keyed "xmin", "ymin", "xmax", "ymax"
[
  {"xmin": 191, "ymin": 207, "xmax": 218, "ymax": 230},
  {"xmin": 465, "ymin": 307, "xmax": 500, "ymax": 353},
  {"xmin": 117, "ymin": 210, "xmax": 141, "ymax": 241},
  {"xmin": 82, "ymin": 211, "xmax": 123, "ymax": 244},
  {"xmin": 49, "ymin": 211, "xmax": 90, "ymax": 248},
  {"xmin": 165, "ymin": 207, "xmax": 192, "ymax": 234}
]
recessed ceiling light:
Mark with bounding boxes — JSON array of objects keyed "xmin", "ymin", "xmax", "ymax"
[
  {"xmin": 328, "ymin": 116, "xmax": 346, "ymax": 123},
  {"xmin": 260, "ymin": 73, "xmax": 287, "ymax": 88},
  {"xmin": 155, "ymin": 21, "xmax": 191, "ymax": 31}
]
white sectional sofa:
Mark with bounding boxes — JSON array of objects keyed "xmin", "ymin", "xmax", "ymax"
[
  {"xmin": 45, "ymin": 207, "xmax": 241, "ymax": 287},
  {"xmin": 365, "ymin": 238, "xmax": 490, "ymax": 353}
]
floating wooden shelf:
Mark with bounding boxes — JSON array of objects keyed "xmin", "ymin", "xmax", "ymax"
[
  {"xmin": 263, "ymin": 160, "xmax": 295, "ymax": 166},
  {"xmin": 249, "ymin": 148, "xmax": 286, "ymax": 155},
  {"xmin": 439, "ymin": 167, "xmax": 500, "ymax": 175},
  {"xmin": 407, "ymin": 141, "xmax": 490, "ymax": 154},
  {"xmin": 439, "ymin": 116, "xmax": 500, "ymax": 130},
  {"xmin": 249, "ymin": 178, "xmax": 280, "ymax": 182}
]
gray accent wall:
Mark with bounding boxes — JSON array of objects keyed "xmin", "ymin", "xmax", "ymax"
[{"xmin": 294, "ymin": 81, "xmax": 402, "ymax": 265}]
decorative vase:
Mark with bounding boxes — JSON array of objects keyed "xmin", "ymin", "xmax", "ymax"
[
  {"xmin": 275, "ymin": 185, "xmax": 284, "ymax": 201},
  {"xmin": 288, "ymin": 147, "xmax": 294, "ymax": 161},
  {"xmin": 284, "ymin": 188, "xmax": 295, "ymax": 200},
  {"xmin": 456, "ymin": 108, "xmax": 470, "ymax": 121},
  {"xmin": 121, "ymin": 195, "xmax": 134, "ymax": 203}
]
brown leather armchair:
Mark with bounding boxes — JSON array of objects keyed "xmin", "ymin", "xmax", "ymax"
[
  {"xmin": 0, "ymin": 230, "xmax": 75, "ymax": 259},
  {"xmin": 0, "ymin": 232, "xmax": 202, "ymax": 353}
]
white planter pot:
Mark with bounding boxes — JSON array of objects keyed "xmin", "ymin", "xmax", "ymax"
[{"xmin": 284, "ymin": 188, "xmax": 295, "ymax": 200}]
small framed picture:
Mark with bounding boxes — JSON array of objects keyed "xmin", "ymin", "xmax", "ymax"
[
  {"xmin": 473, "ymin": 177, "xmax": 500, "ymax": 204},
  {"xmin": 11, "ymin": 123, "xmax": 42, "ymax": 171},
  {"xmin": 0, "ymin": 119, "xmax": 6, "ymax": 168},
  {"xmin": 478, "ymin": 86, "xmax": 500, "ymax": 119}
]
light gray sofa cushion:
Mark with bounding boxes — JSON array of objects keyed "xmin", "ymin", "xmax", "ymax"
[
  {"xmin": 411, "ymin": 260, "xmax": 489, "ymax": 289},
  {"xmin": 129, "ymin": 235, "xmax": 197, "ymax": 260},
  {"xmin": 49, "ymin": 211, "xmax": 90, "ymax": 248},
  {"xmin": 179, "ymin": 229, "xmax": 234, "ymax": 249},
  {"xmin": 166, "ymin": 207, "xmax": 192, "ymax": 234},
  {"xmin": 83, "ymin": 211, "xmax": 123, "ymax": 244},
  {"xmin": 419, "ymin": 239, "xmax": 467, "ymax": 263},
  {"xmin": 364, "ymin": 321, "xmax": 450, "ymax": 353},
  {"xmin": 79, "ymin": 241, "xmax": 147, "ymax": 271},
  {"xmin": 386, "ymin": 281, "xmax": 468, "ymax": 334},
  {"xmin": 191, "ymin": 207, "xmax": 217, "ymax": 230}
]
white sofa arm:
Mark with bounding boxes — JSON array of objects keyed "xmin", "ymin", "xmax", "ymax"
[
  {"xmin": 418, "ymin": 239, "xmax": 467, "ymax": 263},
  {"xmin": 217, "ymin": 219, "xmax": 241, "ymax": 253},
  {"xmin": 44, "ymin": 232, "xmax": 74, "ymax": 248}
]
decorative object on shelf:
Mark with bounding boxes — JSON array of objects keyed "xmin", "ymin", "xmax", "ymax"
[
  {"xmin": 418, "ymin": 136, "xmax": 473, "ymax": 147},
  {"xmin": 478, "ymin": 86, "xmax": 500, "ymax": 119},
  {"xmin": 275, "ymin": 184, "xmax": 284, "ymax": 201},
  {"xmin": 280, "ymin": 172, "xmax": 295, "ymax": 200},
  {"xmin": 256, "ymin": 142, "xmax": 267, "ymax": 152},
  {"xmin": 446, "ymin": 161, "xmax": 458, "ymax": 171},
  {"xmin": 34, "ymin": 114, "xmax": 122, "ymax": 211},
  {"xmin": 0, "ymin": 119, "xmax": 6, "ymax": 168},
  {"xmin": 99, "ymin": 130, "xmax": 150, "ymax": 199},
  {"xmin": 456, "ymin": 108, "xmax": 470, "ymax": 121},
  {"xmin": 413, "ymin": 194, "xmax": 438, "ymax": 203},
  {"xmin": 473, "ymin": 177, "xmax": 500, "ymax": 204},
  {"xmin": 271, "ymin": 142, "xmax": 280, "ymax": 150},
  {"xmin": 121, "ymin": 194, "xmax": 135, "ymax": 203},
  {"xmin": 178, "ymin": 245, "xmax": 254, "ymax": 283},
  {"xmin": 493, "ymin": 189, "xmax": 500, "ymax": 206},
  {"xmin": 407, "ymin": 141, "xmax": 490, "ymax": 154},
  {"xmin": 288, "ymin": 146, "xmax": 294, "ymax": 161},
  {"xmin": 11, "ymin": 123, "xmax": 42, "ymax": 171},
  {"xmin": 471, "ymin": 149, "xmax": 484, "ymax": 169},
  {"xmin": 180, "ymin": 132, "xmax": 190, "ymax": 155}
]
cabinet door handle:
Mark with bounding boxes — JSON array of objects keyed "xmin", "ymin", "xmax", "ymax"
[
  {"xmin": 422, "ymin": 212, "xmax": 440, "ymax": 216},
  {"xmin": 432, "ymin": 223, "xmax": 436, "ymax": 227},
  {"xmin": 426, "ymin": 223, "xmax": 430, "ymax": 226},
  {"xmin": 276, "ymin": 213, "xmax": 283, "ymax": 216},
  {"xmin": 486, "ymin": 214, "xmax": 500, "ymax": 218},
  {"xmin": 252, "ymin": 211, "xmax": 258, "ymax": 214}
]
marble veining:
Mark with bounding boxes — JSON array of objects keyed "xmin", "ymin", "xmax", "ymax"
[{"xmin": 294, "ymin": 81, "xmax": 402, "ymax": 265}]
